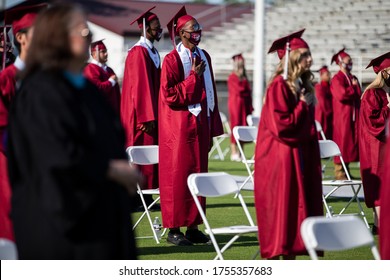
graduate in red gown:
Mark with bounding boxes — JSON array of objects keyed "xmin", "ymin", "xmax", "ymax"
[
  {"xmin": 380, "ymin": 124, "xmax": 390, "ymax": 259},
  {"xmin": 359, "ymin": 52, "xmax": 390, "ymax": 235},
  {"xmin": 120, "ymin": 7, "xmax": 162, "ymax": 199},
  {"xmin": 159, "ymin": 6, "xmax": 223, "ymax": 246},
  {"xmin": 314, "ymin": 65, "xmax": 332, "ymax": 140},
  {"xmin": 84, "ymin": 40, "xmax": 120, "ymax": 113},
  {"xmin": 254, "ymin": 29, "xmax": 323, "ymax": 259},
  {"xmin": 227, "ymin": 53, "xmax": 253, "ymax": 161},
  {"xmin": 330, "ymin": 48, "xmax": 361, "ymax": 179},
  {"xmin": 0, "ymin": 4, "xmax": 45, "ymax": 242}
]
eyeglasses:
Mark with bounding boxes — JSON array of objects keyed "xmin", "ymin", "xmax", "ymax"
[
  {"xmin": 299, "ymin": 51, "xmax": 312, "ymax": 58},
  {"xmin": 150, "ymin": 28, "xmax": 163, "ymax": 33},
  {"xmin": 72, "ymin": 27, "xmax": 93, "ymax": 40},
  {"xmin": 182, "ymin": 23, "xmax": 202, "ymax": 33}
]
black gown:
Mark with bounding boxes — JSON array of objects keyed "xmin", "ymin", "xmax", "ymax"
[{"xmin": 7, "ymin": 69, "xmax": 137, "ymax": 259}]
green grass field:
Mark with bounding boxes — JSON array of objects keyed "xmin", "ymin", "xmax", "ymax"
[{"xmin": 132, "ymin": 142, "xmax": 377, "ymax": 260}]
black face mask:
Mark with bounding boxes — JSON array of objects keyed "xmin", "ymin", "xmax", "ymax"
[{"xmin": 183, "ymin": 30, "xmax": 202, "ymax": 45}]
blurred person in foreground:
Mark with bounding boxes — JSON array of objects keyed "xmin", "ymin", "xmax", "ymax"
[
  {"xmin": 314, "ymin": 65, "xmax": 332, "ymax": 140},
  {"xmin": 0, "ymin": 3, "xmax": 45, "ymax": 243},
  {"xmin": 159, "ymin": 6, "xmax": 223, "ymax": 246},
  {"xmin": 254, "ymin": 29, "xmax": 323, "ymax": 259},
  {"xmin": 83, "ymin": 39, "xmax": 121, "ymax": 113},
  {"xmin": 359, "ymin": 52, "xmax": 390, "ymax": 235},
  {"xmin": 227, "ymin": 53, "xmax": 253, "ymax": 161},
  {"xmin": 330, "ymin": 48, "xmax": 361, "ymax": 180},
  {"xmin": 7, "ymin": 3, "xmax": 139, "ymax": 260}
]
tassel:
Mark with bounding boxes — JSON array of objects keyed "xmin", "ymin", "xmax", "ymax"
[
  {"xmin": 143, "ymin": 17, "xmax": 146, "ymax": 43},
  {"xmin": 283, "ymin": 41, "xmax": 290, "ymax": 80}
]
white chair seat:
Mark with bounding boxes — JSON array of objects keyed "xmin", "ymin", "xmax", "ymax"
[
  {"xmin": 137, "ymin": 188, "xmax": 160, "ymax": 195},
  {"xmin": 206, "ymin": 226, "xmax": 258, "ymax": 235},
  {"xmin": 322, "ymin": 180, "xmax": 362, "ymax": 186}
]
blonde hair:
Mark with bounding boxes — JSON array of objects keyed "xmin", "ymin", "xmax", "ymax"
[
  {"xmin": 266, "ymin": 49, "xmax": 314, "ymax": 100},
  {"xmin": 362, "ymin": 68, "xmax": 389, "ymax": 99}
]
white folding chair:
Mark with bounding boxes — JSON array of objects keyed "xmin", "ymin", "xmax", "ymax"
[
  {"xmin": 187, "ymin": 172, "xmax": 258, "ymax": 260},
  {"xmin": 315, "ymin": 120, "xmax": 327, "ymax": 140},
  {"xmin": 318, "ymin": 140, "xmax": 369, "ymax": 228},
  {"xmin": 232, "ymin": 126, "xmax": 258, "ymax": 192},
  {"xmin": 0, "ymin": 238, "xmax": 18, "ymax": 260},
  {"xmin": 126, "ymin": 145, "xmax": 166, "ymax": 243},
  {"xmin": 209, "ymin": 112, "xmax": 231, "ymax": 160},
  {"xmin": 246, "ymin": 114, "xmax": 260, "ymax": 127},
  {"xmin": 301, "ymin": 216, "xmax": 380, "ymax": 260}
]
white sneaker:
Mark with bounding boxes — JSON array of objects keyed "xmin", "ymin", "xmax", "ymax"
[{"xmin": 230, "ymin": 153, "xmax": 241, "ymax": 162}]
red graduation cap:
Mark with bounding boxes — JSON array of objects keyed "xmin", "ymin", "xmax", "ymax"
[
  {"xmin": 316, "ymin": 65, "xmax": 329, "ymax": 75},
  {"xmin": 5, "ymin": 3, "xmax": 47, "ymax": 36},
  {"xmin": 90, "ymin": 39, "xmax": 106, "ymax": 53},
  {"xmin": 166, "ymin": 6, "xmax": 189, "ymax": 47},
  {"xmin": 232, "ymin": 53, "xmax": 244, "ymax": 61},
  {"xmin": 268, "ymin": 29, "xmax": 308, "ymax": 59},
  {"xmin": 366, "ymin": 52, "xmax": 390, "ymax": 74},
  {"xmin": 268, "ymin": 29, "xmax": 309, "ymax": 79},
  {"xmin": 130, "ymin": 6, "xmax": 158, "ymax": 28},
  {"xmin": 331, "ymin": 48, "xmax": 350, "ymax": 65}
]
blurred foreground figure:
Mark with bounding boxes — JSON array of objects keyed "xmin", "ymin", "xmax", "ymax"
[
  {"xmin": 7, "ymin": 3, "xmax": 138, "ymax": 259},
  {"xmin": 0, "ymin": 3, "xmax": 45, "ymax": 243}
]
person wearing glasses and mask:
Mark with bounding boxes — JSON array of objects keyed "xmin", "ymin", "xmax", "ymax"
[
  {"xmin": 7, "ymin": 3, "xmax": 139, "ymax": 259},
  {"xmin": 159, "ymin": 6, "xmax": 223, "ymax": 246},
  {"xmin": 359, "ymin": 52, "xmax": 390, "ymax": 236},
  {"xmin": 254, "ymin": 29, "xmax": 323, "ymax": 259},
  {"xmin": 121, "ymin": 7, "xmax": 162, "ymax": 209},
  {"xmin": 330, "ymin": 48, "xmax": 361, "ymax": 180},
  {"xmin": 0, "ymin": 3, "xmax": 46, "ymax": 244},
  {"xmin": 84, "ymin": 40, "xmax": 121, "ymax": 114}
]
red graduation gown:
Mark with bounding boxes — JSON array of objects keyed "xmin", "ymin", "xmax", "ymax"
[
  {"xmin": 254, "ymin": 75, "xmax": 323, "ymax": 258},
  {"xmin": 0, "ymin": 63, "xmax": 18, "ymax": 241},
  {"xmin": 227, "ymin": 73, "xmax": 253, "ymax": 143},
  {"xmin": 359, "ymin": 88, "xmax": 389, "ymax": 208},
  {"xmin": 83, "ymin": 63, "xmax": 121, "ymax": 113},
  {"xmin": 314, "ymin": 81, "xmax": 333, "ymax": 140},
  {"xmin": 120, "ymin": 46, "xmax": 160, "ymax": 189},
  {"xmin": 159, "ymin": 48, "xmax": 223, "ymax": 228},
  {"xmin": 330, "ymin": 71, "xmax": 361, "ymax": 164},
  {"xmin": 380, "ymin": 122, "xmax": 390, "ymax": 259}
]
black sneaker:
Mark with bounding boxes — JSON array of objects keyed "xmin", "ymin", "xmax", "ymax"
[
  {"xmin": 185, "ymin": 229, "xmax": 211, "ymax": 244},
  {"xmin": 167, "ymin": 232, "xmax": 193, "ymax": 246},
  {"xmin": 372, "ymin": 225, "xmax": 378, "ymax": 235}
]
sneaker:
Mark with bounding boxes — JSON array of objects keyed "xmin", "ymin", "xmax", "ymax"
[
  {"xmin": 167, "ymin": 232, "xmax": 193, "ymax": 246},
  {"xmin": 230, "ymin": 153, "xmax": 241, "ymax": 162},
  {"xmin": 372, "ymin": 225, "xmax": 378, "ymax": 235},
  {"xmin": 185, "ymin": 229, "xmax": 211, "ymax": 244}
]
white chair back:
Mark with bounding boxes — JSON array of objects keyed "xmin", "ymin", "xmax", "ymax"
[
  {"xmin": 301, "ymin": 216, "xmax": 380, "ymax": 260},
  {"xmin": 247, "ymin": 114, "xmax": 260, "ymax": 127},
  {"xmin": 318, "ymin": 140, "xmax": 341, "ymax": 158},
  {"xmin": 126, "ymin": 145, "xmax": 158, "ymax": 165},
  {"xmin": 233, "ymin": 126, "xmax": 258, "ymax": 142},
  {"xmin": 0, "ymin": 238, "xmax": 18, "ymax": 260}
]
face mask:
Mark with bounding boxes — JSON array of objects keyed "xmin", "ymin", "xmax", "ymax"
[
  {"xmin": 187, "ymin": 30, "xmax": 202, "ymax": 46},
  {"xmin": 342, "ymin": 62, "xmax": 353, "ymax": 71},
  {"xmin": 155, "ymin": 28, "xmax": 163, "ymax": 42}
]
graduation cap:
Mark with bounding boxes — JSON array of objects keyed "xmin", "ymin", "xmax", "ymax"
[
  {"xmin": 232, "ymin": 53, "xmax": 244, "ymax": 61},
  {"xmin": 331, "ymin": 48, "xmax": 350, "ymax": 65},
  {"xmin": 268, "ymin": 29, "xmax": 309, "ymax": 80},
  {"xmin": 130, "ymin": 6, "xmax": 158, "ymax": 44},
  {"xmin": 90, "ymin": 39, "xmax": 106, "ymax": 53},
  {"xmin": 5, "ymin": 3, "xmax": 47, "ymax": 36},
  {"xmin": 315, "ymin": 65, "xmax": 329, "ymax": 75},
  {"xmin": 365, "ymin": 52, "xmax": 390, "ymax": 74},
  {"xmin": 166, "ymin": 6, "xmax": 189, "ymax": 48}
]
